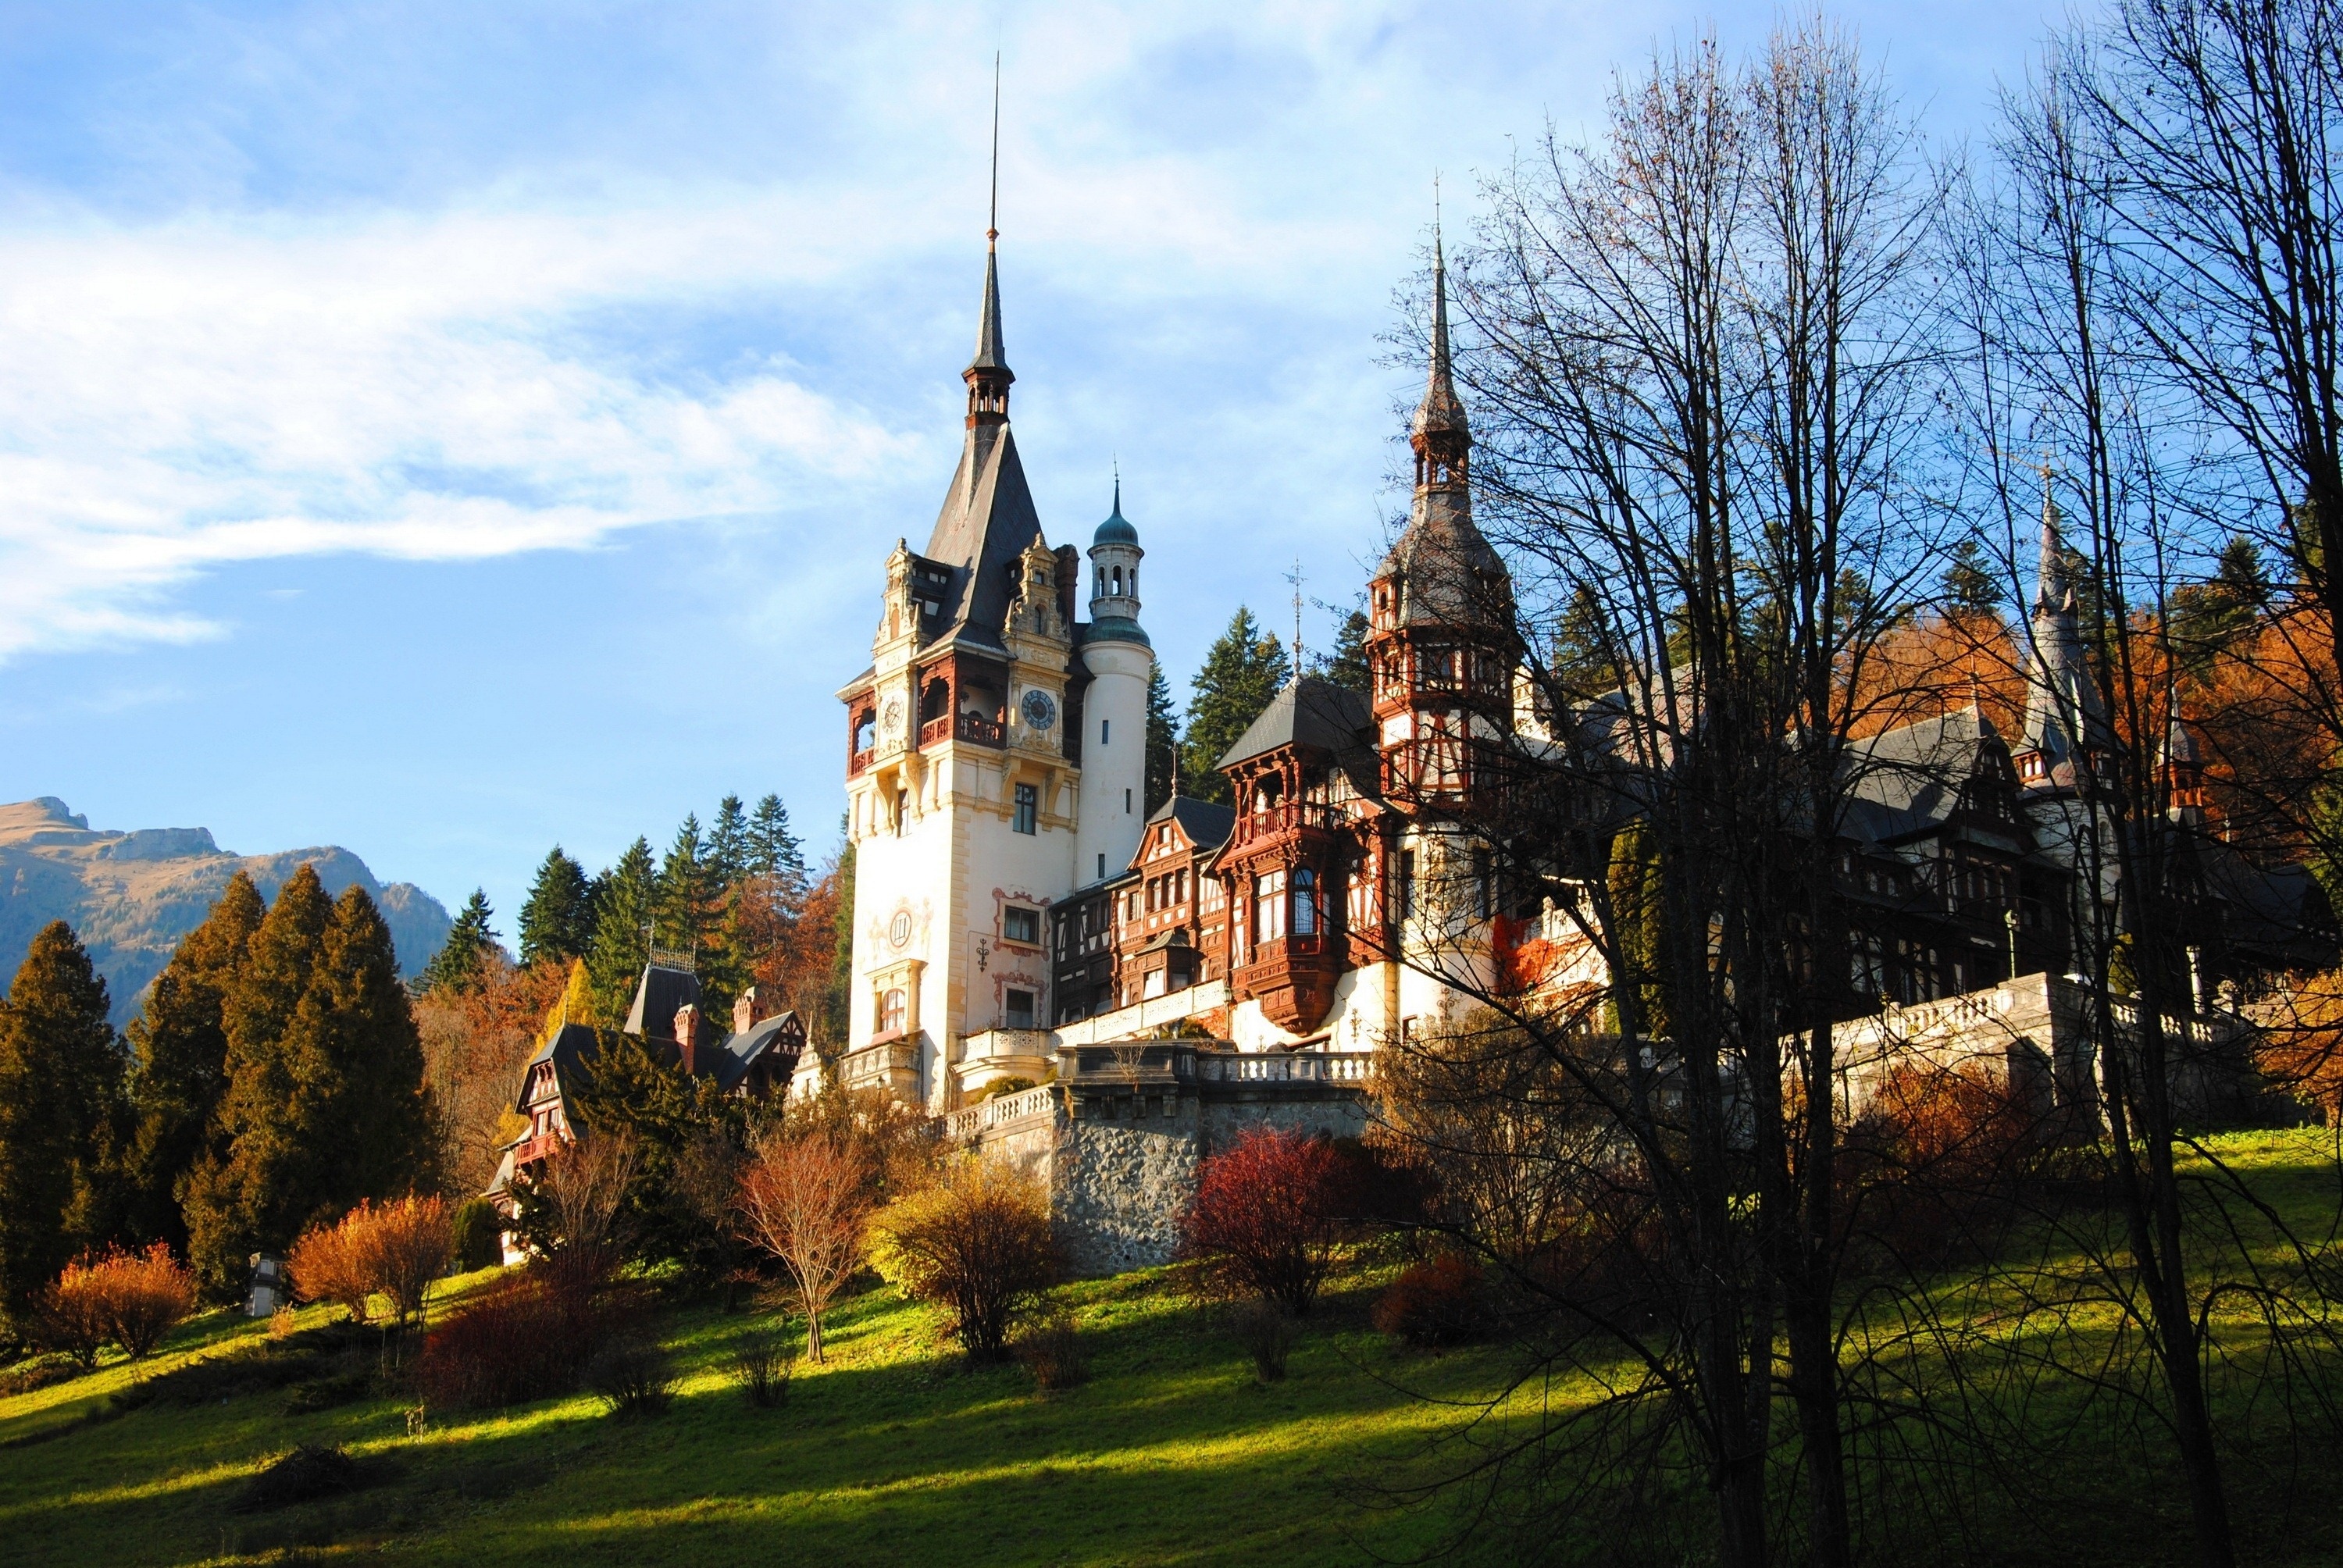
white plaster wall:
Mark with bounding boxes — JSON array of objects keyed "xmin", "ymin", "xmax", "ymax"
[{"xmin": 1074, "ymin": 638, "xmax": 1151, "ymax": 889}]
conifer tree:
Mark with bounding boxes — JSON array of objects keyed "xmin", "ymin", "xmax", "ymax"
[
  {"xmin": 710, "ymin": 794, "xmax": 751, "ymax": 889},
  {"xmin": 585, "ymin": 838, "xmax": 658, "ymax": 1026},
  {"xmin": 183, "ymin": 864, "xmax": 333, "ymax": 1295},
  {"xmin": 1144, "ymin": 665, "xmax": 1181, "ymax": 814},
  {"xmin": 517, "ymin": 847, "xmax": 597, "ymax": 966},
  {"xmin": 749, "ymin": 793, "xmax": 807, "ymax": 889},
  {"xmin": 419, "ymin": 889, "xmax": 499, "ymax": 995},
  {"xmin": 183, "ymin": 878, "xmax": 432, "ymax": 1293},
  {"xmin": 1319, "ymin": 607, "xmax": 1372, "ymax": 696},
  {"xmin": 2170, "ymin": 535, "xmax": 2270, "ymax": 673},
  {"xmin": 1181, "ymin": 607, "xmax": 1292, "ymax": 804},
  {"xmin": 1941, "ymin": 536, "xmax": 2004, "ymax": 616},
  {"xmin": 0, "ymin": 921, "xmax": 127, "ymax": 1335},
  {"xmin": 124, "ymin": 873, "xmax": 263, "ymax": 1251},
  {"xmin": 310, "ymin": 885, "xmax": 433, "ymax": 1206}
]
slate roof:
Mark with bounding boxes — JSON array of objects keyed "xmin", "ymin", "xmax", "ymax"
[
  {"xmin": 1216, "ymin": 678, "xmax": 1375, "ymax": 770},
  {"xmin": 1147, "ymin": 795, "xmax": 1236, "ymax": 853},
  {"xmin": 707, "ymin": 1010, "xmax": 806, "ymax": 1094},
  {"xmin": 623, "ymin": 961, "xmax": 701, "ymax": 1042},
  {"xmin": 512, "ymin": 1021, "xmax": 603, "ymax": 1116},
  {"xmin": 921, "ymin": 426, "xmax": 1045, "ymax": 652}
]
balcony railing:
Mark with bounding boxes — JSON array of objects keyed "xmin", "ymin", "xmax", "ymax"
[
  {"xmin": 918, "ymin": 715, "xmax": 953, "ymax": 746},
  {"xmin": 849, "ymin": 747, "xmax": 875, "ymax": 777},
  {"xmin": 1232, "ymin": 800, "xmax": 1344, "ymax": 843},
  {"xmin": 956, "ymin": 713, "xmax": 1005, "ymax": 747},
  {"xmin": 941, "ymin": 1082, "xmax": 1060, "ymax": 1142},
  {"xmin": 1196, "ymin": 1051, "xmax": 1372, "ymax": 1084},
  {"xmin": 512, "ymin": 1131, "xmax": 565, "ymax": 1168}
]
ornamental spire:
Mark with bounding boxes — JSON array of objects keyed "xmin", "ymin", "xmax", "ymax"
[
  {"xmin": 964, "ymin": 58, "xmax": 1013, "ymax": 425},
  {"xmin": 1410, "ymin": 201, "xmax": 1470, "ymax": 486}
]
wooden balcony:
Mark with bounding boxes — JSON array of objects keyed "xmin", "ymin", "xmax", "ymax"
[
  {"xmin": 956, "ymin": 713, "xmax": 1005, "ymax": 747},
  {"xmin": 849, "ymin": 747, "xmax": 875, "ymax": 777},
  {"xmin": 1232, "ymin": 800, "xmax": 1343, "ymax": 845}
]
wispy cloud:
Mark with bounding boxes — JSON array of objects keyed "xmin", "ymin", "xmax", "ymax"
[{"xmin": 0, "ymin": 197, "xmax": 922, "ymax": 657}]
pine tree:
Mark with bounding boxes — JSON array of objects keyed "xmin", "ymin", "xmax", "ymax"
[
  {"xmin": 585, "ymin": 838, "xmax": 658, "ymax": 1026},
  {"xmin": 1180, "ymin": 607, "xmax": 1292, "ymax": 804},
  {"xmin": 1942, "ymin": 536, "xmax": 2004, "ymax": 616},
  {"xmin": 1144, "ymin": 666, "xmax": 1181, "ymax": 814},
  {"xmin": 124, "ymin": 873, "xmax": 262, "ymax": 1252},
  {"xmin": 183, "ymin": 864, "xmax": 333, "ymax": 1295},
  {"xmin": 749, "ymin": 793, "xmax": 807, "ymax": 889},
  {"xmin": 517, "ymin": 846, "xmax": 596, "ymax": 967},
  {"xmin": 311, "ymin": 885, "xmax": 433, "ymax": 1207},
  {"xmin": 2170, "ymin": 534, "xmax": 2270, "ymax": 672},
  {"xmin": 0, "ymin": 921, "xmax": 127, "ymax": 1335},
  {"xmin": 655, "ymin": 815, "xmax": 713, "ymax": 953},
  {"xmin": 419, "ymin": 889, "xmax": 499, "ymax": 995},
  {"xmin": 1318, "ymin": 606, "xmax": 1372, "ymax": 697},
  {"xmin": 710, "ymin": 795, "xmax": 751, "ymax": 889}
]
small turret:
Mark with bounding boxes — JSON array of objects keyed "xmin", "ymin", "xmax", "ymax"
[{"xmin": 1087, "ymin": 476, "xmax": 1147, "ymax": 640}]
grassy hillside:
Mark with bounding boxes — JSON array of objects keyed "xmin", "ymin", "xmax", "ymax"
[{"xmin": 5, "ymin": 1130, "xmax": 2343, "ymax": 1567}]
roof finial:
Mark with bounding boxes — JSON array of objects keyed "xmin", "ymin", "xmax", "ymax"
[
  {"xmin": 1113, "ymin": 454, "xmax": 1121, "ymax": 515},
  {"xmin": 1411, "ymin": 181, "xmax": 1470, "ymax": 458},
  {"xmin": 988, "ymin": 54, "xmax": 1001, "ymax": 248}
]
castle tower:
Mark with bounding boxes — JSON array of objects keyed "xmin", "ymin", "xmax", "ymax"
[
  {"xmin": 1075, "ymin": 479, "xmax": 1153, "ymax": 887},
  {"xmin": 1364, "ymin": 226, "xmax": 1516, "ymax": 810},
  {"xmin": 838, "ymin": 230, "xmax": 1079, "ymax": 1112},
  {"xmin": 2016, "ymin": 479, "xmax": 2106, "ymax": 789}
]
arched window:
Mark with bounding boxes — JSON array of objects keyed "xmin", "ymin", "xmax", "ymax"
[
  {"xmin": 879, "ymin": 988, "xmax": 907, "ymax": 1035},
  {"xmin": 1292, "ymin": 867, "xmax": 1318, "ymax": 936},
  {"xmin": 853, "ymin": 713, "xmax": 876, "ymax": 753},
  {"xmin": 1111, "ymin": 565, "xmax": 1123, "ymax": 595}
]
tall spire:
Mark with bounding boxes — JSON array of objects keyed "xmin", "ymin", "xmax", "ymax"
[
  {"xmin": 964, "ymin": 56, "xmax": 1013, "ymax": 426},
  {"xmin": 1410, "ymin": 198, "xmax": 1470, "ymax": 486},
  {"xmin": 2035, "ymin": 460, "xmax": 2068, "ymax": 614}
]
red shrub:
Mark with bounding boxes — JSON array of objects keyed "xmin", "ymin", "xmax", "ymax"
[
  {"xmin": 1843, "ymin": 1063, "xmax": 2045, "ymax": 1263},
  {"xmin": 1179, "ymin": 1128, "xmax": 1350, "ymax": 1316},
  {"xmin": 1373, "ymin": 1254, "xmax": 1488, "ymax": 1346},
  {"xmin": 36, "ymin": 1244, "xmax": 196, "ymax": 1367},
  {"xmin": 414, "ymin": 1269, "xmax": 630, "ymax": 1409}
]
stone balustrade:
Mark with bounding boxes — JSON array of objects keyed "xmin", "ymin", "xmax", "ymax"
[{"xmin": 941, "ymin": 1082, "xmax": 1061, "ymax": 1142}]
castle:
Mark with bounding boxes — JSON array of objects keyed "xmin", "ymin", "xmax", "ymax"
[
  {"xmin": 829, "ymin": 224, "xmax": 2327, "ymax": 1138},
  {"xmin": 500, "ymin": 217, "xmax": 2327, "ymax": 1272}
]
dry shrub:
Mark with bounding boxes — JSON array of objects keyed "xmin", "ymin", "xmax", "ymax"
[
  {"xmin": 287, "ymin": 1197, "xmax": 452, "ymax": 1329},
  {"xmin": 736, "ymin": 1129, "xmax": 872, "ymax": 1362},
  {"xmin": 288, "ymin": 1211, "xmax": 375, "ymax": 1323},
  {"xmin": 1373, "ymin": 1253, "xmax": 1488, "ymax": 1347},
  {"xmin": 366, "ymin": 1197, "xmax": 453, "ymax": 1328},
  {"xmin": 872, "ymin": 1158, "xmax": 1057, "ymax": 1364},
  {"xmin": 729, "ymin": 1325, "xmax": 794, "ymax": 1408},
  {"xmin": 584, "ymin": 1333, "xmax": 675, "ymax": 1418},
  {"xmin": 413, "ymin": 1270, "xmax": 628, "ymax": 1409},
  {"xmin": 1178, "ymin": 1128, "xmax": 1350, "ymax": 1316},
  {"xmin": 1011, "ymin": 1311, "xmax": 1088, "ymax": 1391},
  {"xmin": 1843, "ymin": 1060, "xmax": 2045, "ymax": 1263},
  {"xmin": 1230, "ymin": 1298, "xmax": 1293, "ymax": 1383},
  {"xmin": 37, "ymin": 1243, "xmax": 196, "ymax": 1367}
]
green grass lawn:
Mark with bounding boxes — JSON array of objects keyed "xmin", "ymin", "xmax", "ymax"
[
  {"xmin": 0, "ymin": 1256, "xmax": 1521, "ymax": 1567},
  {"xmin": 4, "ymin": 1128, "xmax": 2342, "ymax": 1568}
]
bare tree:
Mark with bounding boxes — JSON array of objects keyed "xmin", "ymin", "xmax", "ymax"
[{"xmin": 736, "ymin": 1128, "xmax": 872, "ymax": 1362}]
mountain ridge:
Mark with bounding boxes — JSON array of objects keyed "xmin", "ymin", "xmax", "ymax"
[{"xmin": 0, "ymin": 796, "xmax": 453, "ymax": 1025}]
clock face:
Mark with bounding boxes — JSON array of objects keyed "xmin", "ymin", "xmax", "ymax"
[
  {"xmin": 879, "ymin": 697, "xmax": 905, "ymax": 737},
  {"xmin": 888, "ymin": 910, "xmax": 912, "ymax": 949},
  {"xmin": 1021, "ymin": 690, "xmax": 1057, "ymax": 731}
]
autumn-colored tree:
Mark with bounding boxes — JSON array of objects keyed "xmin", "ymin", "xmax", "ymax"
[
  {"xmin": 412, "ymin": 954, "xmax": 570, "ymax": 1196},
  {"xmin": 736, "ymin": 1130, "xmax": 872, "ymax": 1361},
  {"xmin": 1845, "ymin": 611, "xmax": 2027, "ymax": 739},
  {"xmin": 872, "ymin": 1158, "xmax": 1057, "ymax": 1363},
  {"xmin": 1178, "ymin": 1128, "xmax": 1350, "ymax": 1317}
]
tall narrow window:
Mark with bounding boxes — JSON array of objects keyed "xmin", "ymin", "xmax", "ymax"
[
  {"xmin": 1013, "ymin": 782, "xmax": 1038, "ymax": 835},
  {"xmin": 1004, "ymin": 989, "xmax": 1036, "ymax": 1028},
  {"xmin": 1399, "ymin": 850, "xmax": 1417, "ymax": 920},
  {"xmin": 894, "ymin": 789, "xmax": 909, "ymax": 836},
  {"xmin": 1097, "ymin": 853, "xmax": 1106, "ymax": 880},
  {"xmin": 1292, "ymin": 867, "xmax": 1318, "ymax": 936},
  {"xmin": 1254, "ymin": 869, "xmax": 1287, "ymax": 944},
  {"xmin": 1125, "ymin": 788, "xmax": 1133, "ymax": 813},
  {"xmin": 1101, "ymin": 718, "xmax": 1111, "ymax": 745},
  {"xmin": 879, "ymin": 988, "xmax": 907, "ymax": 1035}
]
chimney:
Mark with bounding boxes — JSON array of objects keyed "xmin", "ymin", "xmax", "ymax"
[
  {"xmin": 733, "ymin": 986, "xmax": 757, "ymax": 1037},
  {"xmin": 675, "ymin": 1003, "xmax": 699, "ymax": 1075}
]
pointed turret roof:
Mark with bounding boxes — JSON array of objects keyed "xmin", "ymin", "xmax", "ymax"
[
  {"xmin": 1411, "ymin": 228, "xmax": 1469, "ymax": 444},
  {"xmin": 969, "ymin": 243, "xmax": 1010, "ymax": 376},
  {"xmin": 920, "ymin": 238, "xmax": 1044, "ymax": 651}
]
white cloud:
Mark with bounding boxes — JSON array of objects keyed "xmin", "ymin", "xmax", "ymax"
[{"xmin": 0, "ymin": 198, "xmax": 924, "ymax": 659}]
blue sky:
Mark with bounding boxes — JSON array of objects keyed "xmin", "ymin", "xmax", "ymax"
[{"xmin": 0, "ymin": 0, "xmax": 2068, "ymax": 936}]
